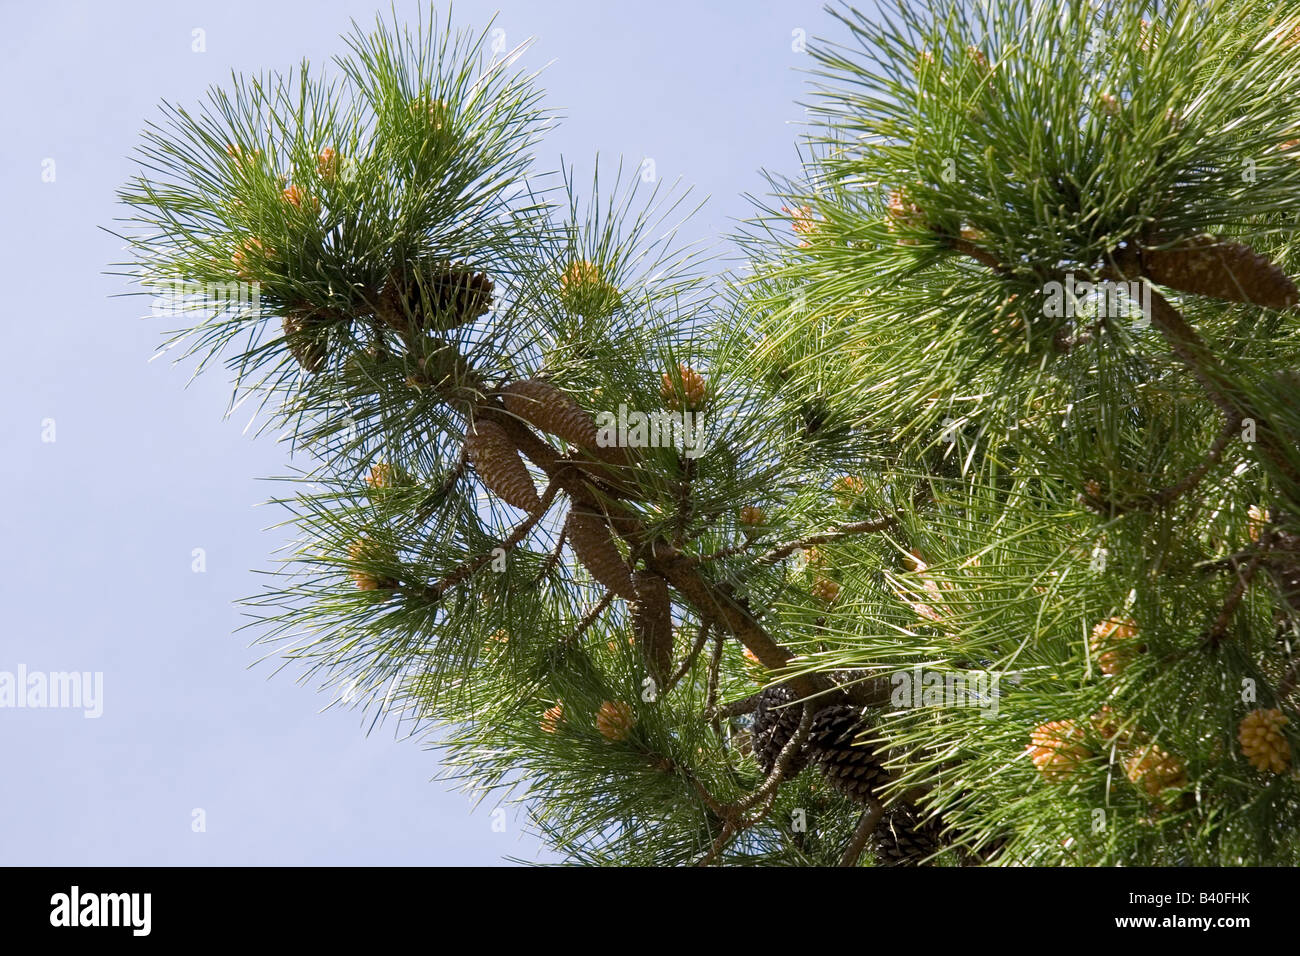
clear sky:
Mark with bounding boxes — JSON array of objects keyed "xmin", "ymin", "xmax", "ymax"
[{"xmin": 0, "ymin": 0, "xmax": 844, "ymax": 864}]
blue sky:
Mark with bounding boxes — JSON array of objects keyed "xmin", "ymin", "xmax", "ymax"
[{"xmin": 0, "ymin": 0, "xmax": 839, "ymax": 864}]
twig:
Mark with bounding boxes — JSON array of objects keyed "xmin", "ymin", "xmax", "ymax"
[
  {"xmin": 735, "ymin": 703, "xmax": 814, "ymax": 812},
  {"xmin": 757, "ymin": 515, "xmax": 898, "ymax": 566},
  {"xmin": 665, "ymin": 622, "xmax": 710, "ymax": 693},
  {"xmin": 414, "ymin": 447, "xmax": 469, "ymax": 523},
  {"xmin": 838, "ymin": 799, "xmax": 886, "ymax": 867},
  {"xmin": 695, "ymin": 704, "xmax": 815, "ymax": 866},
  {"xmin": 418, "ymin": 480, "xmax": 559, "ymax": 601},
  {"xmin": 532, "ymin": 527, "xmax": 567, "ymax": 584},
  {"xmin": 562, "ymin": 590, "xmax": 615, "ymax": 647},
  {"xmin": 947, "ymin": 235, "xmax": 1010, "ymax": 275},
  {"xmin": 1146, "ymin": 415, "xmax": 1241, "ymax": 508},
  {"xmin": 1205, "ymin": 534, "xmax": 1274, "ymax": 647}
]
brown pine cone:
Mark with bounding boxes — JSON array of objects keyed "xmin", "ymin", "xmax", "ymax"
[
  {"xmin": 874, "ymin": 807, "xmax": 945, "ymax": 866},
  {"xmin": 501, "ymin": 379, "xmax": 600, "ymax": 451},
  {"xmin": 751, "ymin": 684, "xmax": 812, "ymax": 777},
  {"xmin": 465, "ymin": 420, "xmax": 541, "ymax": 512},
  {"xmin": 631, "ymin": 571, "xmax": 674, "ymax": 683},
  {"xmin": 564, "ymin": 507, "xmax": 636, "ymax": 599},
  {"xmin": 1141, "ymin": 236, "xmax": 1299, "ymax": 310},
  {"xmin": 807, "ymin": 704, "xmax": 889, "ymax": 803},
  {"xmin": 378, "ymin": 259, "xmax": 493, "ymax": 331}
]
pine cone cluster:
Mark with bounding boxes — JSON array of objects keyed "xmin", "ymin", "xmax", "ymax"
[
  {"xmin": 832, "ymin": 474, "xmax": 866, "ymax": 509},
  {"xmin": 750, "ymin": 685, "xmax": 888, "ymax": 801},
  {"xmin": 751, "ymin": 685, "xmax": 950, "ymax": 864},
  {"xmin": 1239, "ymin": 708, "xmax": 1291, "ymax": 774}
]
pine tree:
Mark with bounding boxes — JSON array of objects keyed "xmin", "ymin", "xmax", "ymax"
[{"xmin": 115, "ymin": 0, "xmax": 1300, "ymax": 865}]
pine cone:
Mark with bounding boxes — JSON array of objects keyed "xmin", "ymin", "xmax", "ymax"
[
  {"xmin": 874, "ymin": 807, "xmax": 944, "ymax": 866},
  {"xmin": 1239, "ymin": 708, "xmax": 1291, "ymax": 774},
  {"xmin": 810, "ymin": 576, "xmax": 842, "ymax": 604},
  {"xmin": 282, "ymin": 311, "xmax": 329, "ymax": 374},
  {"xmin": 807, "ymin": 704, "xmax": 889, "ymax": 803},
  {"xmin": 1123, "ymin": 741, "xmax": 1187, "ymax": 797},
  {"xmin": 660, "ymin": 364, "xmax": 708, "ymax": 412},
  {"xmin": 317, "ymin": 147, "xmax": 340, "ymax": 180},
  {"xmin": 1141, "ymin": 236, "xmax": 1299, "ymax": 310},
  {"xmin": 1090, "ymin": 616, "xmax": 1140, "ymax": 676},
  {"xmin": 501, "ymin": 379, "xmax": 600, "ymax": 451},
  {"xmin": 465, "ymin": 420, "xmax": 541, "ymax": 512},
  {"xmin": 559, "ymin": 260, "xmax": 622, "ymax": 318},
  {"xmin": 596, "ymin": 700, "xmax": 636, "ymax": 741},
  {"xmin": 564, "ymin": 507, "xmax": 636, "ymax": 599},
  {"xmin": 348, "ymin": 538, "xmax": 399, "ymax": 591},
  {"xmin": 540, "ymin": 701, "xmax": 564, "ymax": 734},
  {"xmin": 377, "ymin": 259, "xmax": 493, "ymax": 332},
  {"xmin": 631, "ymin": 571, "xmax": 674, "ymax": 682},
  {"xmin": 752, "ymin": 684, "xmax": 811, "ymax": 777},
  {"xmin": 1028, "ymin": 719, "xmax": 1089, "ymax": 781}
]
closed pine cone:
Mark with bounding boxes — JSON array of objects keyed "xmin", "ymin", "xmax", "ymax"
[
  {"xmin": 631, "ymin": 571, "xmax": 674, "ymax": 682},
  {"xmin": 1123, "ymin": 742, "xmax": 1187, "ymax": 796},
  {"xmin": 348, "ymin": 539, "xmax": 398, "ymax": 591},
  {"xmin": 1090, "ymin": 616, "xmax": 1140, "ymax": 676},
  {"xmin": 540, "ymin": 701, "xmax": 564, "ymax": 734},
  {"xmin": 1028, "ymin": 719, "xmax": 1089, "ymax": 781},
  {"xmin": 660, "ymin": 364, "xmax": 708, "ymax": 411},
  {"xmin": 807, "ymin": 704, "xmax": 889, "ymax": 803},
  {"xmin": 282, "ymin": 311, "xmax": 329, "ymax": 374},
  {"xmin": 751, "ymin": 684, "xmax": 811, "ymax": 777},
  {"xmin": 377, "ymin": 259, "xmax": 493, "ymax": 332},
  {"xmin": 874, "ymin": 807, "xmax": 944, "ymax": 866},
  {"xmin": 465, "ymin": 420, "xmax": 541, "ymax": 512},
  {"xmin": 1140, "ymin": 236, "xmax": 1299, "ymax": 310},
  {"xmin": 564, "ymin": 507, "xmax": 636, "ymax": 599},
  {"xmin": 501, "ymin": 379, "xmax": 600, "ymax": 451}
]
